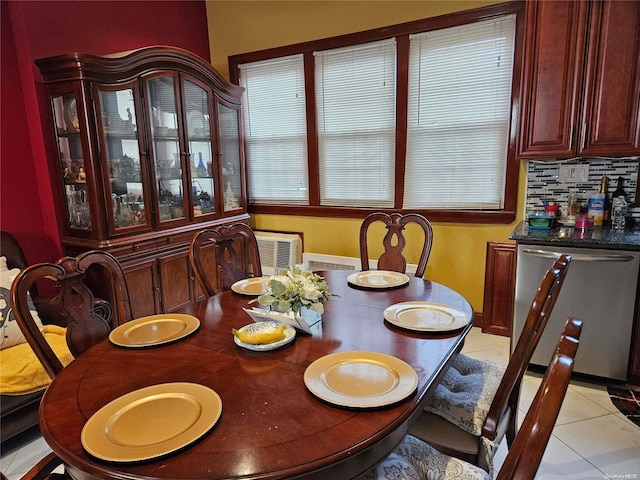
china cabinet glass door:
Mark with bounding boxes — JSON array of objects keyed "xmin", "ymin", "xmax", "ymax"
[
  {"xmin": 51, "ymin": 92, "xmax": 91, "ymax": 230},
  {"xmin": 96, "ymin": 83, "xmax": 149, "ymax": 232},
  {"xmin": 183, "ymin": 78, "xmax": 215, "ymax": 217},
  {"xmin": 218, "ymin": 103, "xmax": 243, "ymax": 212},
  {"xmin": 146, "ymin": 74, "xmax": 188, "ymax": 224}
]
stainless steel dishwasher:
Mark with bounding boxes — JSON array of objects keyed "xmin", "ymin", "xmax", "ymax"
[{"xmin": 513, "ymin": 244, "xmax": 640, "ymax": 381}]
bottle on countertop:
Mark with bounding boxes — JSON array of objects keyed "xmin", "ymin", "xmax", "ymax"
[
  {"xmin": 610, "ymin": 177, "xmax": 627, "ymax": 229},
  {"xmin": 611, "ymin": 195, "xmax": 628, "ymax": 231},
  {"xmin": 611, "ymin": 176, "xmax": 627, "ymax": 200},
  {"xmin": 599, "ymin": 176, "xmax": 610, "ymax": 226}
]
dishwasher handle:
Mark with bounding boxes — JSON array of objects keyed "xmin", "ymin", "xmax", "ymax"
[{"xmin": 521, "ymin": 248, "xmax": 636, "ymax": 262}]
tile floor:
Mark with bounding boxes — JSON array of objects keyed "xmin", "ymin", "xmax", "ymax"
[{"xmin": 1, "ymin": 327, "xmax": 639, "ymax": 479}]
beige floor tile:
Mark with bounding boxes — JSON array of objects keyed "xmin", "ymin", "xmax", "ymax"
[
  {"xmin": 461, "ymin": 327, "xmax": 510, "ymax": 356},
  {"xmin": 519, "ymin": 375, "xmax": 612, "ymax": 426},
  {"xmin": 553, "ymin": 413, "xmax": 640, "ymax": 476},
  {"xmin": 1, "ymin": 432, "xmax": 52, "ymax": 480},
  {"xmin": 533, "ymin": 435, "xmax": 606, "ymax": 479},
  {"xmin": 493, "ymin": 434, "xmax": 604, "ymax": 479},
  {"xmin": 462, "ymin": 347, "xmax": 510, "ymax": 366},
  {"xmin": 569, "ymin": 380, "xmax": 620, "ymax": 414}
]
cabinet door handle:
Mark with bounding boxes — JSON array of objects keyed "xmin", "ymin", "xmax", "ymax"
[
  {"xmin": 569, "ymin": 124, "xmax": 575, "ymax": 149},
  {"xmin": 134, "ymin": 245, "xmax": 140, "ymax": 251},
  {"xmin": 168, "ymin": 237, "xmax": 174, "ymax": 243}
]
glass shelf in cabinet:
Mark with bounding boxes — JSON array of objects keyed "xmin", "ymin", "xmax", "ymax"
[
  {"xmin": 57, "ymin": 130, "xmax": 82, "ymax": 138},
  {"xmin": 154, "ymin": 127, "xmax": 178, "ymax": 138}
]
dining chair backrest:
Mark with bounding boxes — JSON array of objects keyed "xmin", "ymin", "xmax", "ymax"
[
  {"xmin": 1, "ymin": 231, "xmax": 39, "ymax": 299},
  {"xmin": 190, "ymin": 223, "xmax": 262, "ymax": 296},
  {"xmin": 10, "ymin": 250, "xmax": 132, "ymax": 379},
  {"xmin": 496, "ymin": 317, "xmax": 582, "ymax": 479},
  {"xmin": 481, "ymin": 254, "xmax": 572, "ymax": 449},
  {"xmin": 359, "ymin": 212, "xmax": 433, "ymax": 278}
]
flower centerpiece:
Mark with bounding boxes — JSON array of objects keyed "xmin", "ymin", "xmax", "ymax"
[{"xmin": 255, "ymin": 267, "xmax": 335, "ymax": 317}]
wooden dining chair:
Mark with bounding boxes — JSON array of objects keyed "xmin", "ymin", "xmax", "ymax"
[
  {"xmin": 409, "ymin": 254, "xmax": 572, "ymax": 473},
  {"xmin": 189, "ymin": 223, "xmax": 262, "ymax": 296},
  {"xmin": 11, "ymin": 250, "xmax": 133, "ymax": 480},
  {"xmin": 359, "ymin": 212, "xmax": 433, "ymax": 278},
  {"xmin": 10, "ymin": 250, "xmax": 133, "ymax": 380},
  {"xmin": 358, "ymin": 317, "xmax": 582, "ymax": 480}
]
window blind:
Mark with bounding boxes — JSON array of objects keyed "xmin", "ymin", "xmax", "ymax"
[
  {"xmin": 239, "ymin": 55, "xmax": 309, "ymax": 205},
  {"xmin": 315, "ymin": 39, "xmax": 396, "ymax": 207},
  {"xmin": 404, "ymin": 15, "xmax": 516, "ymax": 209}
]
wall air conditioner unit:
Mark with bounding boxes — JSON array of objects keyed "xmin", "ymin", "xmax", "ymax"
[
  {"xmin": 303, "ymin": 253, "xmax": 418, "ymax": 275},
  {"xmin": 255, "ymin": 232, "xmax": 303, "ymax": 276},
  {"xmin": 303, "ymin": 253, "xmax": 361, "ymax": 271}
]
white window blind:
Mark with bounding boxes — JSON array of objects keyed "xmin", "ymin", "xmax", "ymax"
[
  {"xmin": 239, "ymin": 55, "xmax": 309, "ymax": 205},
  {"xmin": 404, "ymin": 15, "xmax": 516, "ymax": 209},
  {"xmin": 315, "ymin": 39, "xmax": 396, "ymax": 207}
]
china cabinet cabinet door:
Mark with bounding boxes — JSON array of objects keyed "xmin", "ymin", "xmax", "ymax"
[
  {"xmin": 183, "ymin": 78, "xmax": 216, "ymax": 218},
  {"xmin": 158, "ymin": 250, "xmax": 194, "ymax": 312},
  {"xmin": 124, "ymin": 259, "xmax": 161, "ymax": 318},
  {"xmin": 218, "ymin": 102, "xmax": 244, "ymax": 213},
  {"xmin": 50, "ymin": 90, "xmax": 94, "ymax": 233},
  {"xmin": 95, "ymin": 83, "xmax": 151, "ymax": 235},
  {"xmin": 580, "ymin": 0, "xmax": 640, "ymax": 156},
  {"xmin": 144, "ymin": 73, "xmax": 189, "ymax": 226}
]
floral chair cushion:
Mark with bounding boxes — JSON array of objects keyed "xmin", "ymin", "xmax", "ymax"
[
  {"xmin": 423, "ymin": 353, "xmax": 505, "ymax": 436},
  {"xmin": 356, "ymin": 435, "xmax": 490, "ymax": 480}
]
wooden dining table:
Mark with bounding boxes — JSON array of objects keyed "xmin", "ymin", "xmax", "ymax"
[{"xmin": 39, "ymin": 269, "xmax": 474, "ymax": 480}]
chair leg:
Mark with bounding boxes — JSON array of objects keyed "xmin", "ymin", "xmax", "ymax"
[
  {"xmin": 506, "ymin": 411, "xmax": 517, "ymax": 447},
  {"xmin": 20, "ymin": 452, "xmax": 68, "ymax": 480}
]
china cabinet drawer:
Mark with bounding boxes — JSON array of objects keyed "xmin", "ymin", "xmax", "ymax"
[{"xmin": 110, "ymin": 239, "xmax": 159, "ymax": 260}]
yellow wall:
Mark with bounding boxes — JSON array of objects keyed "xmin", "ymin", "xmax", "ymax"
[{"xmin": 206, "ymin": 0, "xmax": 525, "ymax": 313}]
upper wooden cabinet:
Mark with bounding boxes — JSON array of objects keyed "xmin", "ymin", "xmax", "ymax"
[
  {"xmin": 518, "ymin": 0, "xmax": 640, "ymax": 158},
  {"xmin": 36, "ymin": 46, "xmax": 248, "ymax": 247}
]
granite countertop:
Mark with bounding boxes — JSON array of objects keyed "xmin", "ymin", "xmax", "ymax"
[{"xmin": 509, "ymin": 221, "xmax": 640, "ymax": 250}]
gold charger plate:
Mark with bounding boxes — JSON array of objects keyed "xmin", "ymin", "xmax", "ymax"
[
  {"xmin": 347, "ymin": 270, "xmax": 410, "ymax": 289},
  {"xmin": 81, "ymin": 382, "xmax": 222, "ymax": 463},
  {"xmin": 384, "ymin": 302, "xmax": 468, "ymax": 332},
  {"xmin": 231, "ymin": 276, "xmax": 271, "ymax": 296},
  {"xmin": 109, "ymin": 314, "xmax": 200, "ymax": 348},
  {"xmin": 303, "ymin": 351, "xmax": 418, "ymax": 408}
]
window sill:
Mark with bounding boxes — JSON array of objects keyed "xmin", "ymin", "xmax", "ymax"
[{"xmin": 248, "ymin": 204, "xmax": 516, "ymax": 224}]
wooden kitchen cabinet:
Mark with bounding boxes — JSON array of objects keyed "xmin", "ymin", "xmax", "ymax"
[
  {"xmin": 36, "ymin": 47, "xmax": 249, "ymax": 315},
  {"xmin": 482, "ymin": 242, "xmax": 516, "ymax": 337},
  {"xmin": 518, "ymin": 0, "xmax": 640, "ymax": 158}
]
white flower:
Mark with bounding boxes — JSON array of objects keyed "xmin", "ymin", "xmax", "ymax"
[{"xmin": 254, "ymin": 267, "xmax": 336, "ymax": 315}]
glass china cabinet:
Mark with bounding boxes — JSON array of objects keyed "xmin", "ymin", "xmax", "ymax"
[{"xmin": 37, "ymin": 47, "xmax": 248, "ymax": 317}]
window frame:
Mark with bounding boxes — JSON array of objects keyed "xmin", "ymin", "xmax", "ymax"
[{"xmin": 229, "ymin": 1, "xmax": 525, "ymax": 224}]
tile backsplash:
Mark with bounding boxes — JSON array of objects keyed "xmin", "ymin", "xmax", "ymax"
[{"xmin": 525, "ymin": 158, "xmax": 638, "ymax": 217}]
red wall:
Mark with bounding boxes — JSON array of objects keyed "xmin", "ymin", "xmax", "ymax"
[{"xmin": 1, "ymin": 0, "xmax": 210, "ymax": 264}]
